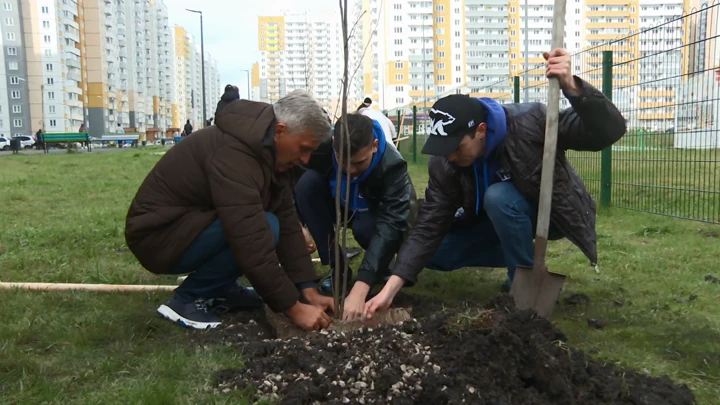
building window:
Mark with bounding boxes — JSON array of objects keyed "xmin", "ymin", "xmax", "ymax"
[
  {"xmin": 49, "ymin": 105, "xmax": 55, "ymax": 113},
  {"xmin": 13, "ymin": 118, "xmax": 22, "ymax": 127},
  {"xmin": 9, "ymin": 76, "xmax": 19, "ymax": 84},
  {"xmin": 42, "ymin": 21, "xmax": 50, "ymax": 28},
  {"xmin": 437, "ymin": 74, "xmax": 445, "ymax": 81},
  {"xmin": 44, "ymin": 35, "xmax": 51, "ymax": 43},
  {"xmin": 47, "ymin": 78, "xmax": 53, "ymax": 85},
  {"xmin": 41, "ymin": 6, "xmax": 49, "ymax": 13},
  {"xmin": 395, "ymin": 61, "xmax": 403, "ymax": 68},
  {"xmin": 10, "ymin": 90, "xmax": 20, "ymax": 99},
  {"xmin": 3, "ymin": 3, "xmax": 11, "ymax": 11},
  {"xmin": 6, "ymin": 32, "xmax": 14, "ymax": 41},
  {"xmin": 395, "ymin": 74, "xmax": 403, "ymax": 80},
  {"xmin": 4, "ymin": 17, "xmax": 13, "ymax": 26},
  {"xmin": 46, "ymin": 63, "xmax": 53, "ymax": 71},
  {"xmin": 48, "ymin": 92, "xmax": 55, "ymax": 99},
  {"xmin": 50, "ymin": 119, "xmax": 57, "ymax": 127},
  {"xmin": 12, "ymin": 105, "xmax": 21, "ymax": 113},
  {"xmin": 8, "ymin": 61, "xmax": 17, "ymax": 70},
  {"xmin": 7, "ymin": 47, "xmax": 16, "ymax": 56}
]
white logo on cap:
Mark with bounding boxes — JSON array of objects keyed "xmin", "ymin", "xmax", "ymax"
[{"xmin": 429, "ymin": 109, "xmax": 456, "ymax": 136}]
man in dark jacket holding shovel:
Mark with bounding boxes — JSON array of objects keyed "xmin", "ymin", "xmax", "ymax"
[
  {"xmin": 294, "ymin": 114, "xmax": 416, "ymax": 321},
  {"xmin": 363, "ymin": 48, "xmax": 627, "ymax": 319},
  {"xmin": 125, "ymin": 90, "xmax": 335, "ymax": 330}
]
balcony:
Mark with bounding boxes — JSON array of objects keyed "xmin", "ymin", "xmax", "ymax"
[
  {"xmin": 66, "ymin": 58, "xmax": 80, "ymax": 68},
  {"xmin": 65, "ymin": 30, "xmax": 80, "ymax": 42},
  {"xmin": 68, "ymin": 72, "xmax": 81, "ymax": 82}
]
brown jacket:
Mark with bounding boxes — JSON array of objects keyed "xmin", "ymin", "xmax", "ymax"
[{"xmin": 125, "ymin": 100, "xmax": 319, "ymax": 312}]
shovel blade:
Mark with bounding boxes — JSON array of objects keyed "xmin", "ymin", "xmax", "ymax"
[{"xmin": 510, "ymin": 265, "xmax": 567, "ymax": 318}]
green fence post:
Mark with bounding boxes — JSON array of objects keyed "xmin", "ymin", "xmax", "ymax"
[
  {"xmin": 513, "ymin": 76, "xmax": 520, "ymax": 103},
  {"xmin": 412, "ymin": 105, "xmax": 417, "ymax": 164},
  {"xmin": 600, "ymin": 50, "xmax": 613, "ymax": 207},
  {"xmin": 397, "ymin": 110, "xmax": 401, "ymax": 137}
]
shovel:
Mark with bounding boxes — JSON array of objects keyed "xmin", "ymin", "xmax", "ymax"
[{"xmin": 509, "ymin": 0, "xmax": 568, "ymax": 318}]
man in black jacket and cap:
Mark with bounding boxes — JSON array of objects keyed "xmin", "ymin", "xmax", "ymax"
[
  {"xmin": 363, "ymin": 47, "xmax": 627, "ymax": 319},
  {"xmin": 216, "ymin": 84, "xmax": 241, "ymax": 118},
  {"xmin": 294, "ymin": 113, "xmax": 416, "ymax": 320}
]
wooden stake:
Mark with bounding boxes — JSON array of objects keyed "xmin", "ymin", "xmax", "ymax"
[{"xmin": 0, "ymin": 282, "xmax": 176, "ymax": 292}]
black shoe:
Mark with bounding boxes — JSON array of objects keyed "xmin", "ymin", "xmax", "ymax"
[
  {"xmin": 157, "ymin": 293, "xmax": 221, "ymax": 329},
  {"xmin": 319, "ymin": 267, "xmax": 353, "ymax": 296},
  {"xmin": 206, "ymin": 284, "xmax": 264, "ymax": 313}
]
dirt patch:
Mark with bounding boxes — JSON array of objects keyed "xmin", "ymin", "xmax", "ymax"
[{"xmin": 206, "ymin": 293, "xmax": 694, "ymax": 404}]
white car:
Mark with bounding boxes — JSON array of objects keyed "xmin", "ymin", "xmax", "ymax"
[
  {"xmin": 12, "ymin": 135, "xmax": 36, "ymax": 149},
  {"xmin": 0, "ymin": 137, "xmax": 9, "ymax": 151}
]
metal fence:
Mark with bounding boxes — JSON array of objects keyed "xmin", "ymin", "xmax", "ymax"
[{"xmin": 385, "ymin": 2, "xmax": 719, "ymax": 224}]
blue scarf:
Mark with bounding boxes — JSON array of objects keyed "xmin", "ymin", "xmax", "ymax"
[
  {"xmin": 329, "ymin": 119, "xmax": 387, "ymax": 212},
  {"xmin": 468, "ymin": 97, "xmax": 509, "ymax": 215}
]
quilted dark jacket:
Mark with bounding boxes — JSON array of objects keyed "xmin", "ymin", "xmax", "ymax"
[
  {"xmin": 125, "ymin": 100, "xmax": 319, "ymax": 312},
  {"xmin": 304, "ymin": 138, "xmax": 418, "ymax": 286},
  {"xmin": 392, "ymin": 77, "xmax": 627, "ymax": 285}
]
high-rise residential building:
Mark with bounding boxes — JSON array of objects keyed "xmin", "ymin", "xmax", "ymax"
[
  {"xmin": 173, "ymin": 25, "xmax": 213, "ymax": 130},
  {"xmin": 204, "ymin": 53, "xmax": 221, "ymax": 122},
  {"xmin": 81, "ymin": 0, "xmax": 175, "ymax": 139},
  {"xmin": 256, "ymin": 12, "xmax": 361, "ymax": 117},
  {"xmin": 250, "ymin": 62, "xmax": 261, "ymax": 100},
  {"xmin": 357, "ymin": 0, "xmax": 708, "ymax": 131},
  {"xmin": 0, "ymin": 0, "xmax": 84, "ymax": 137},
  {"xmin": 0, "ymin": 0, "xmax": 220, "ymax": 141}
]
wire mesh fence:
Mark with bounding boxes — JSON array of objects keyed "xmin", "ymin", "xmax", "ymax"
[{"xmin": 381, "ymin": 2, "xmax": 719, "ymax": 224}]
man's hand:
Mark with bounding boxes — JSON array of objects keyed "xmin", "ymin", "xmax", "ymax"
[
  {"xmin": 302, "ymin": 287, "xmax": 335, "ymax": 315},
  {"xmin": 363, "ymin": 275, "xmax": 405, "ymax": 320},
  {"xmin": 342, "ymin": 281, "xmax": 371, "ymax": 321},
  {"xmin": 301, "ymin": 224, "xmax": 316, "ymax": 254},
  {"xmin": 285, "ymin": 301, "xmax": 332, "ymax": 331},
  {"xmin": 543, "ymin": 48, "xmax": 579, "ymax": 96}
]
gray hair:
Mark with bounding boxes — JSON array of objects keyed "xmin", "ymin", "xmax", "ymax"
[{"xmin": 273, "ymin": 90, "xmax": 331, "ymax": 141}]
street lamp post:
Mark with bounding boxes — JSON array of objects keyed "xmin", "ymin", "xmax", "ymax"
[
  {"xmin": 240, "ymin": 69, "xmax": 251, "ymax": 100},
  {"xmin": 186, "ymin": 9, "xmax": 206, "ymax": 126}
]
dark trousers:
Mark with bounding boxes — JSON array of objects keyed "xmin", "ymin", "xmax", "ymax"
[
  {"xmin": 294, "ymin": 169, "xmax": 374, "ymax": 269},
  {"xmin": 168, "ymin": 213, "xmax": 279, "ymax": 300},
  {"xmin": 427, "ymin": 181, "xmax": 563, "ymax": 284}
]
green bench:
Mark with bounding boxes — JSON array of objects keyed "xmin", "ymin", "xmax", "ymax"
[{"xmin": 40, "ymin": 132, "xmax": 91, "ymax": 153}]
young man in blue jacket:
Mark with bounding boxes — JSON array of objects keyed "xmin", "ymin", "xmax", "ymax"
[
  {"xmin": 363, "ymin": 48, "xmax": 627, "ymax": 319},
  {"xmin": 294, "ymin": 113, "xmax": 416, "ymax": 320}
]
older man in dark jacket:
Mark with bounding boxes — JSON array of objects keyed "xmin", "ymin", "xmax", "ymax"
[
  {"xmin": 294, "ymin": 114, "xmax": 416, "ymax": 321},
  {"xmin": 125, "ymin": 90, "xmax": 335, "ymax": 330},
  {"xmin": 364, "ymin": 48, "xmax": 627, "ymax": 318}
]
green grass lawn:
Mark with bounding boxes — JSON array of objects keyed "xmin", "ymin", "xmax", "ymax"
[{"xmin": 1, "ymin": 148, "xmax": 719, "ymax": 404}]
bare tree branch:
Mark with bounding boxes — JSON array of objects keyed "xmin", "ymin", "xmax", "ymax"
[
  {"xmin": 333, "ymin": 0, "xmax": 349, "ymax": 317},
  {"xmin": 332, "ymin": 0, "xmax": 383, "ymax": 119}
]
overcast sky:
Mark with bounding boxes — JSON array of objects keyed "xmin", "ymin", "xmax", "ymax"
[{"xmin": 166, "ymin": 0, "xmax": 341, "ymax": 99}]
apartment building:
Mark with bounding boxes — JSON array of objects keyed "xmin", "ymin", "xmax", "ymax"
[
  {"xmin": 250, "ymin": 61, "xmax": 261, "ymax": 100},
  {"xmin": 204, "ymin": 53, "xmax": 221, "ymax": 122},
  {"xmin": 174, "ymin": 25, "xmax": 209, "ymax": 129},
  {"xmin": 0, "ymin": 0, "xmax": 83, "ymax": 137},
  {"xmin": 356, "ymin": 0, "xmax": 707, "ymax": 132},
  {"xmin": 0, "ymin": 0, "xmax": 220, "ymax": 142},
  {"xmin": 257, "ymin": 13, "xmax": 360, "ymax": 117}
]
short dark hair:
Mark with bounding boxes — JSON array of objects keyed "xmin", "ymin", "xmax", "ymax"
[
  {"xmin": 363, "ymin": 97, "xmax": 372, "ymax": 104},
  {"xmin": 333, "ymin": 114, "xmax": 374, "ymax": 156}
]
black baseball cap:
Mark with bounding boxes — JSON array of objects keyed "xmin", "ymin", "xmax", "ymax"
[{"xmin": 421, "ymin": 94, "xmax": 486, "ymax": 156}]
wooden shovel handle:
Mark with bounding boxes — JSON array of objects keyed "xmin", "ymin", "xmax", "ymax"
[{"xmin": 534, "ymin": 0, "xmax": 568, "ymax": 266}]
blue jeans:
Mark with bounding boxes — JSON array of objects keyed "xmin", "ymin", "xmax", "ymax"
[
  {"xmin": 294, "ymin": 168, "xmax": 374, "ymax": 268},
  {"xmin": 426, "ymin": 182, "xmax": 563, "ymax": 284},
  {"xmin": 169, "ymin": 212, "xmax": 280, "ymax": 300}
]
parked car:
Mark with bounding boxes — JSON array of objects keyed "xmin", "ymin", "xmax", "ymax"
[
  {"xmin": 0, "ymin": 137, "xmax": 9, "ymax": 151},
  {"xmin": 12, "ymin": 135, "xmax": 36, "ymax": 149}
]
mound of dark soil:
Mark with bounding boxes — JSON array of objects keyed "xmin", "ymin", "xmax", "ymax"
[{"xmin": 211, "ymin": 294, "xmax": 694, "ymax": 405}]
